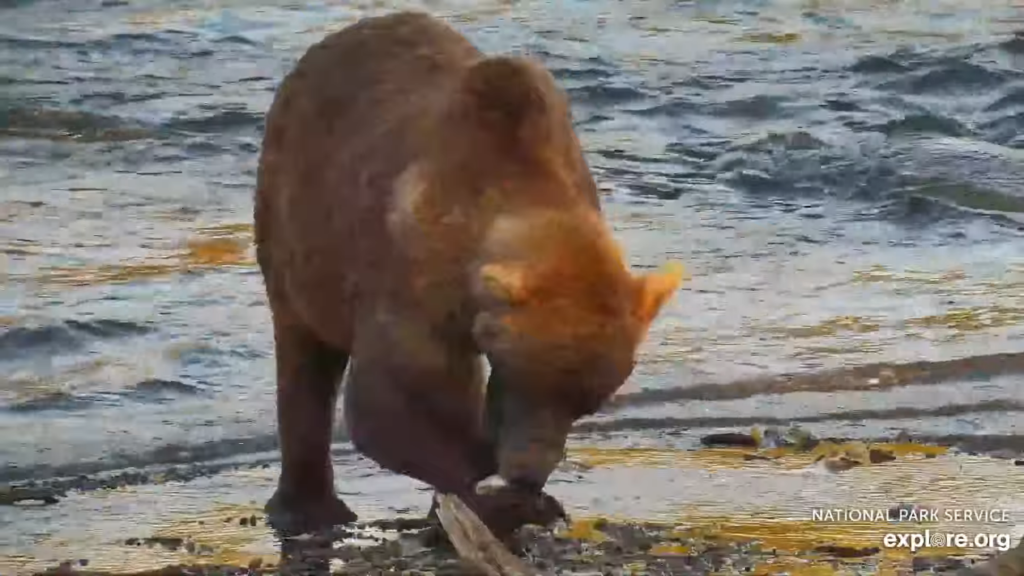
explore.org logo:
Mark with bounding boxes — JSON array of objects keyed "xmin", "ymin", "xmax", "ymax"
[{"xmin": 883, "ymin": 530, "xmax": 1014, "ymax": 552}]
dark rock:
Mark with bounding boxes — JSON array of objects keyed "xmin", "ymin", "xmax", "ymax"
[
  {"xmin": 814, "ymin": 544, "xmax": 880, "ymax": 558},
  {"xmin": 868, "ymin": 448, "xmax": 897, "ymax": 464},
  {"xmin": 700, "ymin": 433, "xmax": 758, "ymax": 448}
]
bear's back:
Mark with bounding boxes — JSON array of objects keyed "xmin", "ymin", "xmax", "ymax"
[
  {"xmin": 254, "ymin": 12, "xmax": 602, "ymax": 351},
  {"xmin": 254, "ymin": 13, "xmax": 487, "ymax": 344},
  {"xmin": 258, "ymin": 12, "xmax": 481, "ymax": 230}
]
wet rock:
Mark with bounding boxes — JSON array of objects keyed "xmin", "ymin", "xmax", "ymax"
[
  {"xmin": 868, "ymin": 447, "xmax": 897, "ymax": 464},
  {"xmin": 988, "ymin": 449, "xmax": 1020, "ymax": 460},
  {"xmin": 786, "ymin": 426, "xmax": 819, "ymax": 451},
  {"xmin": 558, "ymin": 459, "xmax": 594, "ymax": 473},
  {"xmin": 888, "ymin": 503, "xmax": 914, "ymax": 520},
  {"xmin": 818, "ymin": 455, "xmax": 861, "ymax": 472},
  {"xmin": 915, "ymin": 555, "xmax": 973, "ymax": 573},
  {"xmin": 367, "ymin": 517, "xmax": 434, "ymax": 532},
  {"xmin": 888, "ymin": 503, "xmax": 939, "ymax": 523},
  {"xmin": 0, "ymin": 484, "xmax": 64, "ymax": 505},
  {"xmin": 814, "ymin": 544, "xmax": 880, "ymax": 558},
  {"xmin": 700, "ymin": 432, "xmax": 757, "ymax": 448},
  {"xmin": 335, "ymin": 544, "xmax": 363, "ymax": 561},
  {"xmin": 838, "ymin": 441, "xmax": 871, "ymax": 463},
  {"xmin": 756, "ymin": 426, "xmax": 788, "ymax": 449},
  {"xmin": 1014, "ymin": 459, "xmax": 1023, "ymax": 466},
  {"xmin": 148, "ymin": 536, "xmax": 184, "ymax": 551},
  {"xmin": 810, "ymin": 439, "xmax": 903, "ymax": 471}
]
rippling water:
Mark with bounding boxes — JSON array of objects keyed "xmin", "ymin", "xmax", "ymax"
[{"xmin": 2, "ymin": 0, "xmax": 1024, "ymax": 571}]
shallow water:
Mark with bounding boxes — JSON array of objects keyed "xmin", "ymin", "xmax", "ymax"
[{"xmin": 2, "ymin": 0, "xmax": 1023, "ymax": 572}]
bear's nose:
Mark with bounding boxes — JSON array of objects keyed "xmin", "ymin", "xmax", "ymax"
[{"xmin": 497, "ymin": 439, "xmax": 564, "ymax": 492}]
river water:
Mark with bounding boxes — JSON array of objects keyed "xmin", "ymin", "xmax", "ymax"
[{"xmin": 1, "ymin": 0, "xmax": 1023, "ymax": 572}]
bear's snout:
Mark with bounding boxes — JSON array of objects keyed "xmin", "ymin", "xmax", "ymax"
[{"xmin": 496, "ymin": 417, "xmax": 569, "ymax": 492}]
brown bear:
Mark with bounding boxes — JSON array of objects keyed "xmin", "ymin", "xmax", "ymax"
[{"xmin": 254, "ymin": 11, "xmax": 684, "ymax": 538}]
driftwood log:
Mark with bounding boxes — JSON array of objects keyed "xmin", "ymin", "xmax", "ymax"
[{"xmin": 434, "ymin": 493, "xmax": 547, "ymax": 576}]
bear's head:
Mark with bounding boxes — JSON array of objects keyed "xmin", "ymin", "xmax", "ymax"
[
  {"xmin": 471, "ymin": 207, "xmax": 683, "ymax": 493},
  {"xmin": 431, "ymin": 53, "xmax": 685, "ymax": 493}
]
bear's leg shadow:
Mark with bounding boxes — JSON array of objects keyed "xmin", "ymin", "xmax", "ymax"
[{"xmin": 264, "ymin": 303, "xmax": 357, "ymax": 534}]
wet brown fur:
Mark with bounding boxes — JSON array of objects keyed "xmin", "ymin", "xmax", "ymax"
[{"xmin": 254, "ymin": 11, "xmax": 681, "ymax": 535}]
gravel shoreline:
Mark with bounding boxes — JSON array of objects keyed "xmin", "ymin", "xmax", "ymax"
[
  {"xmin": 12, "ymin": 429, "xmax": 1023, "ymax": 576},
  {"xmin": 27, "ymin": 515, "xmax": 1013, "ymax": 576}
]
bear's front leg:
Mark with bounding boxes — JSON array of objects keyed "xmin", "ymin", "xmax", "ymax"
[
  {"xmin": 264, "ymin": 311, "xmax": 358, "ymax": 534},
  {"xmin": 343, "ymin": 344, "xmax": 494, "ymax": 493},
  {"xmin": 343, "ymin": 340, "xmax": 564, "ymax": 541}
]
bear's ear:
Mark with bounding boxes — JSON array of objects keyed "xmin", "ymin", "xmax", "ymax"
[
  {"xmin": 479, "ymin": 262, "xmax": 530, "ymax": 305},
  {"xmin": 460, "ymin": 56, "xmax": 555, "ymax": 154},
  {"xmin": 632, "ymin": 261, "xmax": 685, "ymax": 325}
]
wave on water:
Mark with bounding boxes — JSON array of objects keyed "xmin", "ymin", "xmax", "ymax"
[
  {"xmin": 5, "ymin": 378, "xmax": 205, "ymax": 414},
  {"xmin": 1, "ymin": 22, "xmax": 1022, "ymax": 226},
  {"xmin": 564, "ymin": 37, "xmax": 1024, "ymax": 228},
  {"xmin": 2, "ymin": 351, "xmax": 1022, "ymax": 485},
  {"xmin": 0, "ymin": 319, "xmax": 152, "ymax": 361}
]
